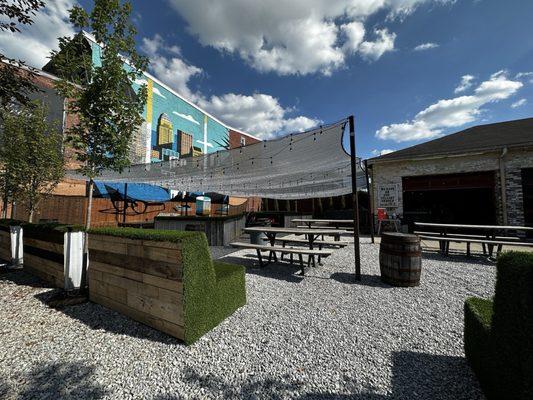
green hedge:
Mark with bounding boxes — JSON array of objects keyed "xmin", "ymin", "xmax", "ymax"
[
  {"xmin": 464, "ymin": 297, "xmax": 494, "ymax": 396},
  {"xmin": 89, "ymin": 227, "xmax": 246, "ymax": 345},
  {"xmin": 464, "ymin": 251, "xmax": 533, "ymax": 400}
]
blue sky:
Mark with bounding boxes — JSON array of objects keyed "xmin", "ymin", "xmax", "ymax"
[{"xmin": 1, "ymin": 0, "xmax": 532, "ymax": 158}]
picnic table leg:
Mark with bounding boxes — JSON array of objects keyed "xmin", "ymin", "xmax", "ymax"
[
  {"xmin": 466, "ymin": 242, "xmax": 471, "ymax": 257},
  {"xmin": 482, "ymin": 243, "xmax": 487, "ymax": 255},
  {"xmin": 267, "ymin": 233, "xmax": 278, "ymax": 262},
  {"xmin": 256, "ymin": 249, "xmax": 265, "ymax": 268},
  {"xmin": 298, "ymin": 254, "xmax": 305, "ymax": 275},
  {"xmin": 307, "ymin": 234, "xmax": 316, "ymax": 268},
  {"xmin": 281, "ymin": 241, "xmax": 285, "ymax": 261}
]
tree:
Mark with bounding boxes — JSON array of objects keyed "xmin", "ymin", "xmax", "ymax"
[
  {"xmin": 0, "ymin": 0, "xmax": 44, "ymax": 108},
  {"xmin": 0, "ymin": 101, "xmax": 65, "ymax": 222},
  {"xmin": 51, "ymin": 0, "xmax": 148, "ymax": 229}
]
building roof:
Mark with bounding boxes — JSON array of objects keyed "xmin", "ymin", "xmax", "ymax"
[{"xmin": 369, "ymin": 117, "xmax": 533, "ymax": 163}]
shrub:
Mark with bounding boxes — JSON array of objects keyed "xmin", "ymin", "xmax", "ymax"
[
  {"xmin": 464, "ymin": 297, "xmax": 494, "ymax": 396},
  {"xmin": 491, "ymin": 252, "xmax": 533, "ymax": 400},
  {"xmin": 464, "ymin": 251, "xmax": 533, "ymax": 400}
]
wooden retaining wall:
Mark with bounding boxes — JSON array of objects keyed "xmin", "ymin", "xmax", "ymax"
[
  {"xmin": 0, "ymin": 227, "xmax": 11, "ymax": 262},
  {"xmin": 88, "ymin": 234, "xmax": 185, "ymax": 340},
  {"xmin": 23, "ymin": 232, "xmax": 65, "ymax": 288}
]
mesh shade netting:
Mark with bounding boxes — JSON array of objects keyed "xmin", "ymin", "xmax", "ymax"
[{"xmin": 68, "ymin": 118, "xmax": 364, "ymax": 199}]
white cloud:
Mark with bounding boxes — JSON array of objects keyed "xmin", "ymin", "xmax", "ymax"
[
  {"xmin": 376, "ymin": 71, "xmax": 523, "ymax": 142},
  {"xmin": 516, "ymin": 72, "xmax": 533, "ymax": 83},
  {"xmin": 141, "ymin": 35, "xmax": 202, "ymax": 100},
  {"xmin": 168, "ymin": 0, "xmax": 451, "ymax": 75},
  {"xmin": 144, "ymin": 35, "xmax": 319, "ymax": 138},
  {"xmin": 198, "ymin": 93, "xmax": 321, "ymax": 139},
  {"xmin": 372, "ymin": 148, "xmax": 395, "ymax": 156},
  {"xmin": 511, "ymin": 98, "xmax": 527, "ymax": 108},
  {"xmin": 0, "ymin": 0, "xmax": 76, "ymax": 68},
  {"xmin": 152, "ymin": 87, "xmax": 166, "ymax": 98},
  {"xmin": 358, "ymin": 29, "xmax": 396, "ymax": 61},
  {"xmin": 172, "ymin": 111, "xmax": 200, "ymax": 125},
  {"xmin": 454, "ymin": 74, "xmax": 475, "ymax": 93},
  {"xmin": 413, "ymin": 42, "xmax": 439, "ymax": 51}
]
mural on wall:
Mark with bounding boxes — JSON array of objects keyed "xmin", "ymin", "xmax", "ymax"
[{"xmin": 88, "ymin": 36, "xmax": 230, "ymax": 164}]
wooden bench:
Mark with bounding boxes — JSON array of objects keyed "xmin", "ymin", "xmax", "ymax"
[
  {"xmin": 417, "ymin": 234, "xmax": 533, "ymax": 257},
  {"xmin": 230, "ymin": 242, "xmax": 332, "ymax": 275},
  {"xmin": 266, "ymin": 237, "xmax": 350, "ymax": 247}
]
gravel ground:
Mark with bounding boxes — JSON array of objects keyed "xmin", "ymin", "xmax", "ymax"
[{"xmin": 0, "ymin": 238, "xmax": 495, "ymax": 399}]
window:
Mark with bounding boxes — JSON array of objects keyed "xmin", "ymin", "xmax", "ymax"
[{"xmin": 240, "ymin": 136, "xmax": 246, "ymax": 146}]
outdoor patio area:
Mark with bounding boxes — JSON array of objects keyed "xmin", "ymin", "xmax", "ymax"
[{"xmin": 0, "ymin": 239, "xmax": 492, "ymax": 399}]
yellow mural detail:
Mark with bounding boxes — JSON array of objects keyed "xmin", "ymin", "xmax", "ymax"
[
  {"xmin": 146, "ymin": 78, "xmax": 153, "ymax": 123},
  {"xmin": 157, "ymin": 114, "xmax": 174, "ymax": 145}
]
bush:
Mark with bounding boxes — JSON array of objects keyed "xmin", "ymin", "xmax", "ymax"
[
  {"xmin": 464, "ymin": 251, "xmax": 533, "ymax": 400},
  {"xmin": 491, "ymin": 252, "xmax": 533, "ymax": 400},
  {"xmin": 89, "ymin": 227, "xmax": 246, "ymax": 345},
  {"xmin": 464, "ymin": 297, "xmax": 494, "ymax": 396}
]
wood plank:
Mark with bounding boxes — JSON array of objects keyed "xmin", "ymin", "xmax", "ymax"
[
  {"xmin": 89, "ymin": 260, "xmax": 144, "ymax": 283},
  {"xmin": 142, "ymin": 273, "xmax": 183, "ymax": 293},
  {"xmin": 89, "ymin": 249, "xmax": 181, "ymax": 280},
  {"xmin": 24, "ymin": 237, "xmax": 64, "ymax": 254},
  {"xmin": 24, "ymin": 253, "xmax": 63, "ymax": 277},
  {"xmin": 126, "ymin": 291, "xmax": 183, "ymax": 325},
  {"xmin": 89, "ymin": 292, "xmax": 184, "ymax": 340},
  {"xmin": 89, "ymin": 277, "xmax": 128, "ymax": 304}
]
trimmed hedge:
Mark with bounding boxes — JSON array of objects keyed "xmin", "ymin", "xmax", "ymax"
[
  {"xmin": 464, "ymin": 251, "xmax": 533, "ymax": 400},
  {"xmin": 464, "ymin": 298, "xmax": 494, "ymax": 396},
  {"xmin": 88, "ymin": 227, "xmax": 246, "ymax": 345}
]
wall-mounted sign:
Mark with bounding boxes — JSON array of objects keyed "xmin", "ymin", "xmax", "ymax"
[{"xmin": 378, "ymin": 184, "xmax": 399, "ymax": 208}]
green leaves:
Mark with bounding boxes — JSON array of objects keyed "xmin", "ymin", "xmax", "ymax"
[
  {"xmin": 0, "ymin": 101, "xmax": 65, "ymax": 221},
  {"xmin": 52, "ymin": 0, "xmax": 148, "ymax": 179}
]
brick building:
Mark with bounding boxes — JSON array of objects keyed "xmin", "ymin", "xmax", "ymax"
[{"xmin": 367, "ymin": 118, "xmax": 533, "ymax": 232}]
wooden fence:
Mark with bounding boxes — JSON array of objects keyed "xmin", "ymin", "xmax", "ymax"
[{"xmin": 1, "ymin": 195, "xmax": 259, "ymax": 227}]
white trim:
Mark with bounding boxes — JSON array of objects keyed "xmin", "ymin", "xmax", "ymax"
[{"xmin": 81, "ymin": 31, "xmax": 262, "ymax": 141}]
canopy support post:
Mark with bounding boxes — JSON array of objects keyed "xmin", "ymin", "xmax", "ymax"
[
  {"xmin": 364, "ymin": 159, "xmax": 375, "ymax": 244},
  {"xmin": 349, "ymin": 115, "xmax": 361, "ymax": 281},
  {"xmin": 122, "ymin": 183, "xmax": 128, "ymax": 225}
]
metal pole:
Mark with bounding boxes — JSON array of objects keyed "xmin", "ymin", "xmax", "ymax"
[
  {"xmin": 348, "ymin": 116, "xmax": 361, "ymax": 281},
  {"xmin": 364, "ymin": 159, "xmax": 375, "ymax": 244},
  {"xmin": 122, "ymin": 183, "xmax": 128, "ymax": 225}
]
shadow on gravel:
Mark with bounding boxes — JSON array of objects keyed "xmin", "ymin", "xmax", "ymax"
[
  {"xmin": 0, "ymin": 269, "xmax": 52, "ymax": 288},
  {"xmin": 33, "ymin": 291, "xmax": 182, "ymax": 346},
  {"xmin": 220, "ymin": 255, "xmax": 305, "ymax": 283},
  {"xmin": 330, "ymin": 272, "xmax": 392, "ymax": 289},
  {"xmin": 1, "ymin": 361, "xmax": 108, "ymax": 399},
  {"xmin": 168, "ymin": 352, "xmax": 482, "ymax": 400},
  {"xmin": 421, "ymin": 250, "xmax": 493, "ymax": 266}
]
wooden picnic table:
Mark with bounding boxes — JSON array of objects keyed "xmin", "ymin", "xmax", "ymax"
[
  {"xmin": 414, "ymin": 222, "xmax": 533, "ymax": 256},
  {"xmin": 291, "ymin": 218, "xmax": 352, "ymax": 228},
  {"xmin": 243, "ymin": 226, "xmax": 343, "ymax": 267}
]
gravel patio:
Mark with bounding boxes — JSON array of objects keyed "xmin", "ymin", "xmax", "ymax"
[{"xmin": 0, "ymin": 238, "xmax": 493, "ymax": 399}]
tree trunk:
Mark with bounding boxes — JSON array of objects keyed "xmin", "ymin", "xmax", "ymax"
[
  {"xmin": 85, "ymin": 179, "xmax": 94, "ymax": 230},
  {"xmin": 1, "ymin": 196, "xmax": 7, "ymax": 219},
  {"xmin": 81, "ymin": 178, "xmax": 94, "ymax": 292}
]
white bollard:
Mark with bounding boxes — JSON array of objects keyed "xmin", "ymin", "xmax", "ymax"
[
  {"xmin": 64, "ymin": 231, "xmax": 87, "ymax": 290},
  {"xmin": 9, "ymin": 226, "xmax": 23, "ymax": 267}
]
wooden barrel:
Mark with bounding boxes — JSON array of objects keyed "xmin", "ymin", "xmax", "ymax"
[{"xmin": 379, "ymin": 232, "xmax": 422, "ymax": 287}]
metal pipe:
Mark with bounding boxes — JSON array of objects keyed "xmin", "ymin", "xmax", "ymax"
[
  {"xmin": 348, "ymin": 116, "xmax": 361, "ymax": 281},
  {"xmin": 364, "ymin": 159, "xmax": 375, "ymax": 243}
]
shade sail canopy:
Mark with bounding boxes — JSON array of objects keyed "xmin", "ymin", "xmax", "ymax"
[
  {"xmin": 94, "ymin": 181, "xmax": 171, "ymax": 202},
  {"xmin": 68, "ymin": 118, "xmax": 364, "ymax": 199}
]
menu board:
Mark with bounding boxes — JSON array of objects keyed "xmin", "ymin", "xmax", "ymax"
[{"xmin": 378, "ymin": 184, "xmax": 399, "ymax": 208}]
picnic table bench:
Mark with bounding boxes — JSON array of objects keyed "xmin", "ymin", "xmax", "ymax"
[
  {"xmin": 414, "ymin": 222, "xmax": 533, "ymax": 257},
  {"xmin": 292, "ymin": 218, "xmax": 353, "ymax": 229}
]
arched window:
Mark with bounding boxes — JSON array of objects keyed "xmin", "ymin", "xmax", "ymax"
[{"xmin": 157, "ymin": 114, "xmax": 174, "ymax": 145}]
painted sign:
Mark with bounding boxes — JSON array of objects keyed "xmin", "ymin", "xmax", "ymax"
[{"xmin": 378, "ymin": 184, "xmax": 399, "ymax": 208}]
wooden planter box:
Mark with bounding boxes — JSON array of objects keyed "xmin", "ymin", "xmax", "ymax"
[
  {"xmin": 88, "ymin": 234, "xmax": 185, "ymax": 340},
  {"xmin": 23, "ymin": 229, "xmax": 66, "ymax": 288},
  {"xmin": 0, "ymin": 226, "xmax": 11, "ymax": 262}
]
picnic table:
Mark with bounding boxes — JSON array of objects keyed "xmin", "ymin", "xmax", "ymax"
[
  {"xmin": 232, "ymin": 226, "xmax": 344, "ymax": 273},
  {"xmin": 414, "ymin": 222, "xmax": 533, "ymax": 257}
]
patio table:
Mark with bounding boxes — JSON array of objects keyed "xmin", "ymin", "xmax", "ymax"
[
  {"xmin": 243, "ymin": 226, "xmax": 343, "ymax": 267},
  {"xmin": 291, "ymin": 218, "xmax": 352, "ymax": 230}
]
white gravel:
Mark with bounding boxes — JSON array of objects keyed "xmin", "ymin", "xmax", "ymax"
[{"xmin": 0, "ymin": 238, "xmax": 494, "ymax": 399}]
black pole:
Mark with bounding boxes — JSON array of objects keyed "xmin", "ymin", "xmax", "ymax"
[
  {"xmin": 364, "ymin": 159, "xmax": 375, "ymax": 244},
  {"xmin": 122, "ymin": 183, "xmax": 128, "ymax": 225},
  {"xmin": 348, "ymin": 115, "xmax": 361, "ymax": 281}
]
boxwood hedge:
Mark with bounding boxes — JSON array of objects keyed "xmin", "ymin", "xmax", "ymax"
[{"xmin": 464, "ymin": 251, "xmax": 533, "ymax": 400}]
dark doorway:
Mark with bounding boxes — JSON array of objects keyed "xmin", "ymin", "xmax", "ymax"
[
  {"xmin": 522, "ymin": 168, "xmax": 533, "ymax": 237},
  {"xmin": 402, "ymin": 171, "xmax": 497, "ymax": 231}
]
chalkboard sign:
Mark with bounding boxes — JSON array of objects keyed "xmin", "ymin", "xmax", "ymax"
[{"xmin": 378, "ymin": 184, "xmax": 399, "ymax": 208}]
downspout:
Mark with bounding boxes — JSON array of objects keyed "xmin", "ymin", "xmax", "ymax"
[{"xmin": 499, "ymin": 147, "xmax": 508, "ymax": 225}]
